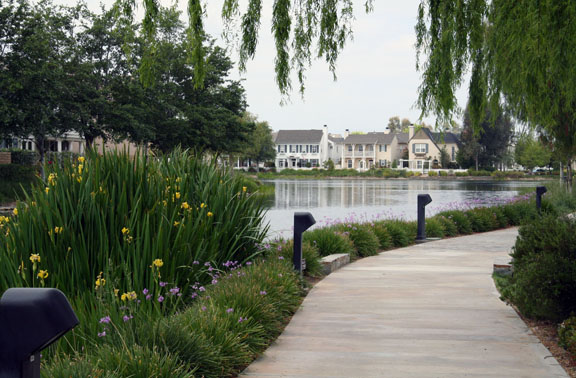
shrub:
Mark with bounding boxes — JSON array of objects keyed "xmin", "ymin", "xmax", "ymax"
[
  {"xmin": 303, "ymin": 227, "xmax": 354, "ymax": 257},
  {"xmin": 334, "ymin": 223, "xmax": 380, "ymax": 257},
  {"xmin": 455, "ymin": 171, "xmax": 469, "ymax": 177},
  {"xmin": 439, "ymin": 171, "xmax": 448, "ymax": 177},
  {"xmin": 558, "ymin": 317, "xmax": 576, "ymax": 356},
  {"xmin": 0, "ymin": 150, "xmax": 269, "ymax": 352},
  {"xmin": 424, "ymin": 217, "xmax": 444, "ymax": 238},
  {"xmin": 465, "ymin": 207, "xmax": 499, "ymax": 232},
  {"xmin": 273, "ymin": 239, "xmax": 323, "ymax": 276},
  {"xmin": 433, "ymin": 215, "xmax": 458, "ymax": 237},
  {"xmin": 379, "ymin": 221, "xmax": 411, "ymax": 247},
  {"xmin": 501, "ymin": 200, "xmax": 538, "ymax": 225},
  {"xmin": 7, "ymin": 149, "xmax": 38, "ymax": 165},
  {"xmin": 427, "ymin": 171, "xmax": 438, "ymax": 177},
  {"xmin": 509, "ymin": 216, "xmax": 576, "ymax": 321},
  {"xmin": 372, "ymin": 222, "xmax": 393, "ymax": 250},
  {"xmin": 0, "ymin": 164, "xmax": 37, "ymax": 181},
  {"xmin": 437, "ymin": 211, "xmax": 472, "ymax": 234}
]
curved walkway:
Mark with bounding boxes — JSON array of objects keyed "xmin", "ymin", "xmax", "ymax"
[{"xmin": 242, "ymin": 228, "xmax": 568, "ymax": 377}]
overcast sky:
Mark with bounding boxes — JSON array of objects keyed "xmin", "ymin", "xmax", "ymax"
[{"xmin": 60, "ymin": 0, "xmax": 469, "ymax": 135}]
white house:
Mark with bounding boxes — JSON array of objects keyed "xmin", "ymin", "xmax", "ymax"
[{"xmin": 274, "ymin": 126, "xmax": 330, "ymax": 170}]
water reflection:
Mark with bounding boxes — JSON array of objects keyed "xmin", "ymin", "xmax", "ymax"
[{"xmin": 262, "ymin": 179, "xmax": 542, "ymax": 236}]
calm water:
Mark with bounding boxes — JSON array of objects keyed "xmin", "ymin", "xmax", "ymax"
[{"xmin": 262, "ymin": 178, "xmax": 543, "ymax": 237}]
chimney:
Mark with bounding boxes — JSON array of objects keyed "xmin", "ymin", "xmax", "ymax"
[
  {"xmin": 384, "ymin": 127, "xmax": 390, "ymax": 135},
  {"xmin": 323, "ymin": 124, "xmax": 328, "ymax": 136},
  {"xmin": 344, "ymin": 129, "xmax": 350, "ymax": 138},
  {"xmin": 409, "ymin": 124, "xmax": 415, "ymax": 140}
]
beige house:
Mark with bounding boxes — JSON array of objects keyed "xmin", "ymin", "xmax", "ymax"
[
  {"xmin": 407, "ymin": 127, "xmax": 460, "ymax": 169},
  {"xmin": 341, "ymin": 132, "xmax": 404, "ymax": 170}
]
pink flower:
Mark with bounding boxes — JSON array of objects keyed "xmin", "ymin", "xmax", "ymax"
[
  {"xmin": 158, "ymin": 295, "xmax": 164, "ymax": 303},
  {"xmin": 99, "ymin": 316, "xmax": 111, "ymax": 324}
]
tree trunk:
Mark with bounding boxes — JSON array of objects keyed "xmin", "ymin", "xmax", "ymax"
[{"xmin": 35, "ymin": 135, "xmax": 46, "ymax": 180}]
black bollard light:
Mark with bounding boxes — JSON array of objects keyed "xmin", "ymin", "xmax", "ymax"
[
  {"xmin": 293, "ymin": 212, "xmax": 316, "ymax": 275},
  {"xmin": 536, "ymin": 186, "xmax": 547, "ymax": 214},
  {"xmin": 417, "ymin": 194, "xmax": 433, "ymax": 242},
  {"xmin": 0, "ymin": 288, "xmax": 79, "ymax": 378}
]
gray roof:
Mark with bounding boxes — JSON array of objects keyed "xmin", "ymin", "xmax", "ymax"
[
  {"xmin": 343, "ymin": 132, "xmax": 395, "ymax": 145},
  {"xmin": 420, "ymin": 128, "xmax": 461, "ymax": 145},
  {"xmin": 328, "ymin": 135, "xmax": 344, "ymax": 143},
  {"xmin": 275, "ymin": 130, "xmax": 323, "ymax": 144},
  {"xmin": 395, "ymin": 132, "xmax": 409, "ymax": 144}
]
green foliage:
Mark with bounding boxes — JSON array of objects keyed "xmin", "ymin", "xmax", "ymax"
[
  {"xmin": 0, "ymin": 165, "xmax": 39, "ymax": 203},
  {"xmin": 274, "ymin": 239, "xmax": 323, "ymax": 277},
  {"xmin": 464, "ymin": 207, "xmax": 499, "ymax": 232},
  {"xmin": 500, "ymin": 200, "xmax": 538, "ymax": 226},
  {"xmin": 514, "ymin": 135, "xmax": 552, "ymax": 170},
  {"xmin": 558, "ymin": 317, "xmax": 576, "ymax": 356},
  {"xmin": 509, "ymin": 216, "xmax": 576, "ymax": 321},
  {"xmin": 438, "ymin": 170, "xmax": 448, "ymax": 177},
  {"xmin": 433, "ymin": 215, "xmax": 458, "ymax": 237},
  {"xmin": 424, "ymin": 218, "xmax": 444, "ymax": 238},
  {"xmin": 436, "ymin": 211, "xmax": 473, "ymax": 234},
  {"xmin": 372, "ymin": 222, "xmax": 393, "ymax": 250},
  {"xmin": 427, "ymin": 170, "xmax": 438, "ymax": 177},
  {"xmin": 334, "ymin": 223, "xmax": 380, "ymax": 257},
  {"xmin": 377, "ymin": 221, "xmax": 411, "ymax": 247},
  {"xmin": 0, "ymin": 150, "xmax": 268, "ymax": 351},
  {"xmin": 455, "ymin": 171, "xmax": 469, "ymax": 177},
  {"xmin": 43, "ymin": 258, "xmax": 304, "ymax": 377},
  {"xmin": 3, "ymin": 150, "xmax": 38, "ymax": 165},
  {"xmin": 303, "ymin": 227, "xmax": 354, "ymax": 257}
]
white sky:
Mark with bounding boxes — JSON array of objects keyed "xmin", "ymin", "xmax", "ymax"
[{"xmin": 59, "ymin": 0, "xmax": 469, "ymax": 135}]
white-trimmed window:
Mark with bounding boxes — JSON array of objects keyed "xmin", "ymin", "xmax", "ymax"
[
  {"xmin": 358, "ymin": 145, "xmax": 364, "ymax": 152},
  {"xmin": 379, "ymin": 159, "xmax": 387, "ymax": 167},
  {"xmin": 379, "ymin": 145, "xmax": 387, "ymax": 152},
  {"xmin": 347, "ymin": 160, "xmax": 353, "ymax": 168},
  {"xmin": 310, "ymin": 145, "xmax": 319, "ymax": 153},
  {"xmin": 414, "ymin": 143, "xmax": 427, "ymax": 153},
  {"xmin": 416, "ymin": 160, "xmax": 423, "ymax": 169},
  {"xmin": 366, "ymin": 145, "xmax": 374, "ymax": 151},
  {"xmin": 347, "ymin": 145, "xmax": 353, "ymax": 152}
]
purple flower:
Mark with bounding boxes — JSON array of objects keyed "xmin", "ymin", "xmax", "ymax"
[
  {"xmin": 278, "ymin": 273, "xmax": 283, "ymax": 277},
  {"xmin": 158, "ymin": 295, "xmax": 164, "ymax": 303},
  {"xmin": 204, "ymin": 262, "xmax": 211, "ymax": 267},
  {"xmin": 199, "ymin": 286, "xmax": 206, "ymax": 292},
  {"xmin": 212, "ymin": 279, "xmax": 218, "ymax": 285},
  {"xmin": 170, "ymin": 287, "xmax": 180, "ymax": 295},
  {"xmin": 277, "ymin": 245, "xmax": 282, "ymax": 251},
  {"xmin": 278, "ymin": 256, "xmax": 284, "ymax": 260},
  {"xmin": 122, "ymin": 315, "xmax": 133, "ymax": 322},
  {"xmin": 246, "ymin": 261, "xmax": 252, "ymax": 266},
  {"xmin": 238, "ymin": 317, "xmax": 246, "ymax": 323},
  {"xmin": 226, "ymin": 308, "xmax": 234, "ymax": 313},
  {"xmin": 193, "ymin": 260, "xmax": 199, "ymax": 265},
  {"xmin": 99, "ymin": 316, "xmax": 111, "ymax": 324},
  {"xmin": 201, "ymin": 305, "xmax": 207, "ymax": 311},
  {"xmin": 208, "ymin": 266, "xmax": 213, "ymax": 271},
  {"xmin": 260, "ymin": 290, "xmax": 267, "ymax": 295},
  {"xmin": 146, "ymin": 294, "xmax": 152, "ymax": 300},
  {"xmin": 191, "ymin": 292, "xmax": 198, "ymax": 299},
  {"xmin": 97, "ymin": 331, "xmax": 106, "ymax": 338},
  {"xmin": 142, "ymin": 288, "xmax": 149, "ymax": 295}
]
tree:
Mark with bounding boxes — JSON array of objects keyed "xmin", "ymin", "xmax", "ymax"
[
  {"xmin": 241, "ymin": 115, "xmax": 275, "ymax": 171},
  {"xmin": 416, "ymin": 0, "xmax": 576, "ymax": 187},
  {"xmin": 514, "ymin": 135, "xmax": 552, "ymax": 172},
  {"xmin": 457, "ymin": 107, "xmax": 513, "ymax": 170},
  {"xmin": 387, "ymin": 116, "xmax": 401, "ymax": 133}
]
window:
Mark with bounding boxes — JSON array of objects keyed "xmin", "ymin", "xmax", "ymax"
[
  {"xmin": 379, "ymin": 145, "xmax": 387, "ymax": 152},
  {"xmin": 348, "ymin": 145, "xmax": 353, "ymax": 152},
  {"xmin": 310, "ymin": 145, "xmax": 319, "ymax": 153},
  {"xmin": 358, "ymin": 145, "xmax": 364, "ymax": 152},
  {"xmin": 416, "ymin": 160, "xmax": 423, "ymax": 169},
  {"xmin": 347, "ymin": 160, "xmax": 353, "ymax": 168},
  {"xmin": 61, "ymin": 141, "xmax": 70, "ymax": 151},
  {"xmin": 451, "ymin": 146, "xmax": 455, "ymax": 161},
  {"xmin": 366, "ymin": 145, "xmax": 374, "ymax": 151},
  {"xmin": 359, "ymin": 161, "xmax": 364, "ymax": 169},
  {"xmin": 310, "ymin": 159, "xmax": 319, "ymax": 167},
  {"xmin": 379, "ymin": 159, "xmax": 387, "ymax": 167},
  {"xmin": 414, "ymin": 143, "xmax": 427, "ymax": 154},
  {"xmin": 289, "ymin": 145, "xmax": 295, "ymax": 153}
]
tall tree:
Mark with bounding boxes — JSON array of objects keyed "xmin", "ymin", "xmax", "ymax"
[
  {"xmin": 457, "ymin": 107, "xmax": 513, "ymax": 170},
  {"xmin": 514, "ymin": 135, "xmax": 552, "ymax": 172},
  {"xmin": 241, "ymin": 113, "xmax": 276, "ymax": 171},
  {"xmin": 387, "ymin": 116, "xmax": 401, "ymax": 133}
]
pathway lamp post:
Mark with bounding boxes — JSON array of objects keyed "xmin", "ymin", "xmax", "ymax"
[
  {"xmin": 293, "ymin": 212, "xmax": 316, "ymax": 275},
  {"xmin": 536, "ymin": 186, "xmax": 547, "ymax": 214},
  {"xmin": 417, "ymin": 194, "xmax": 433, "ymax": 242},
  {"xmin": 0, "ymin": 288, "xmax": 79, "ymax": 378}
]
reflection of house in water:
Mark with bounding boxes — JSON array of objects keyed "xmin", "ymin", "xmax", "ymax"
[{"xmin": 272, "ymin": 180, "xmax": 403, "ymax": 209}]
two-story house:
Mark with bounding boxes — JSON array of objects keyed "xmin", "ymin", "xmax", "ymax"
[
  {"xmin": 341, "ymin": 132, "xmax": 404, "ymax": 170},
  {"xmin": 274, "ymin": 126, "xmax": 330, "ymax": 170},
  {"xmin": 407, "ymin": 126, "xmax": 461, "ymax": 169}
]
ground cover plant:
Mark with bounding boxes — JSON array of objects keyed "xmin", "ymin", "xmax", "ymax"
[{"xmin": 0, "ymin": 149, "xmax": 269, "ymax": 353}]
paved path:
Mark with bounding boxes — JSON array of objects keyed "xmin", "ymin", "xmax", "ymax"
[{"xmin": 242, "ymin": 228, "xmax": 568, "ymax": 377}]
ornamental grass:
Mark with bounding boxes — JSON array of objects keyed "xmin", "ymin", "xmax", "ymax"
[{"xmin": 0, "ymin": 149, "xmax": 268, "ymax": 352}]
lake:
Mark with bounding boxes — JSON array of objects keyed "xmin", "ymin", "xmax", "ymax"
[{"xmin": 262, "ymin": 178, "xmax": 544, "ymax": 238}]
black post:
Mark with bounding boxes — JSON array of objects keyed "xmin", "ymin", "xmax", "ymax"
[
  {"xmin": 417, "ymin": 194, "xmax": 433, "ymax": 242},
  {"xmin": 536, "ymin": 186, "xmax": 547, "ymax": 214},
  {"xmin": 0, "ymin": 288, "xmax": 79, "ymax": 378},
  {"xmin": 293, "ymin": 212, "xmax": 316, "ymax": 275}
]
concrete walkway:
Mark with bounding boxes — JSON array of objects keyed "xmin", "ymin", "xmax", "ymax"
[{"xmin": 242, "ymin": 228, "xmax": 568, "ymax": 377}]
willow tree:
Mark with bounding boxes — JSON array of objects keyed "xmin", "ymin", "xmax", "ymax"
[{"xmin": 415, "ymin": 0, "xmax": 576, "ymax": 186}]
